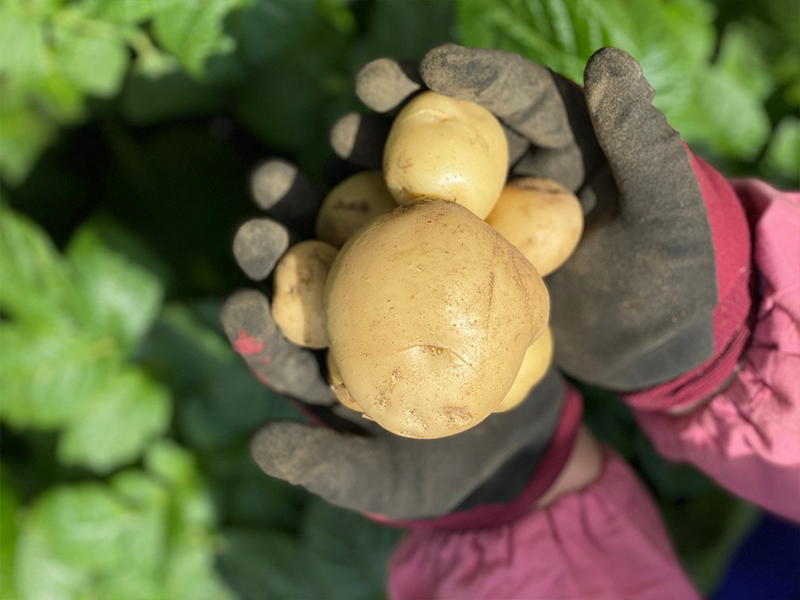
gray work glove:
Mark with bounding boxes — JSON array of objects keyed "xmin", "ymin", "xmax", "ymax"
[
  {"xmin": 222, "ymin": 158, "xmax": 565, "ymax": 520},
  {"xmin": 344, "ymin": 45, "xmax": 719, "ymax": 390}
]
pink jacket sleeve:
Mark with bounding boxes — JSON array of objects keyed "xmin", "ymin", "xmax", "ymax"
[
  {"xmin": 631, "ymin": 180, "xmax": 800, "ymax": 522},
  {"xmin": 388, "ymin": 447, "xmax": 699, "ymax": 600}
]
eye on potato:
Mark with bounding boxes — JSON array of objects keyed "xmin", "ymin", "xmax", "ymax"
[
  {"xmin": 272, "ymin": 240, "xmax": 338, "ymax": 349},
  {"xmin": 494, "ymin": 327, "xmax": 553, "ymax": 413},
  {"xmin": 383, "ymin": 91, "xmax": 508, "ymax": 219},
  {"xmin": 326, "ymin": 199, "xmax": 549, "ymax": 439},
  {"xmin": 315, "ymin": 170, "xmax": 397, "ymax": 248},
  {"xmin": 486, "ymin": 177, "xmax": 583, "ymax": 276}
]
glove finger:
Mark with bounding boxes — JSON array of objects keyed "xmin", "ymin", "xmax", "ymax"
[
  {"xmin": 329, "ymin": 112, "xmax": 392, "ymax": 169},
  {"xmin": 356, "ymin": 58, "xmax": 422, "ymax": 114},
  {"xmin": 220, "ymin": 289, "xmax": 334, "ymax": 404},
  {"xmin": 583, "ymin": 48, "xmax": 709, "ymax": 226},
  {"xmin": 419, "ymin": 44, "xmax": 575, "ymax": 149},
  {"xmin": 250, "ymin": 159, "xmax": 322, "ymax": 238},
  {"xmin": 250, "ymin": 421, "xmax": 398, "ymax": 515},
  {"xmin": 232, "ymin": 218, "xmax": 290, "ymax": 281}
]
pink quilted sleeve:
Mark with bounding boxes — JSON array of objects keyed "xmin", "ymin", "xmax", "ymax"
[
  {"xmin": 633, "ymin": 181, "xmax": 800, "ymax": 522},
  {"xmin": 388, "ymin": 449, "xmax": 699, "ymax": 600}
]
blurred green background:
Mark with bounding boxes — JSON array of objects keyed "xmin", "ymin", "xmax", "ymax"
[{"xmin": 1, "ymin": 1, "xmax": 798, "ymax": 599}]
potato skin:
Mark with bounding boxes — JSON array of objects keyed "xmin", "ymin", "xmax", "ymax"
[
  {"xmin": 383, "ymin": 91, "xmax": 509, "ymax": 219},
  {"xmin": 272, "ymin": 240, "xmax": 338, "ymax": 349},
  {"xmin": 494, "ymin": 328, "xmax": 553, "ymax": 413},
  {"xmin": 326, "ymin": 351, "xmax": 363, "ymax": 412},
  {"xmin": 485, "ymin": 178, "xmax": 583, "ymax": 276},
  {"xmin": 326, "ymin": 199, "xmax": 549, "ymax": 439},
  {"xmin": 315, "ymin": 170, "xmax": 397, "ymax": 248}
]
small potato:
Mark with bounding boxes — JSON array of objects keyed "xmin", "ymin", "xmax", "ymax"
[
  {"xmin": 315, "ymin": 170, "xmax": 397, "ymax": 248},
  {"xmin": 383, "ymin": 91, "xmax": 508, "ymax": 219},
  {"xmin": 272, "ymin": 240, "xmax": 338, "ymax": 349},
  {"xmin": 326, "ymin": 199, "xmax": 549, "ymax": 439},
  {"xmin": 485, "ymin": 177, "xmax": 583, "ymax": 276},
  {"xmin": 494, "ymin": 328, "xmax": 553, "ymax": 413},
  {"xmin": 327, "ymin": 351, "xmax": 363, "ymax": 412}
]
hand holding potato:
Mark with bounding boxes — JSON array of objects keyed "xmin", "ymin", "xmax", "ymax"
[{"xmin": 221, "ymin": 147, "xmax": 565, "ymax": 517}]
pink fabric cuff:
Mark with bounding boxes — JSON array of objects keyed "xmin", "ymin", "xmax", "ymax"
[
  {"xmin": 369, "ymin": 386, "xmax": 584, "ymax": 531},
  {"xmin": 623, "ymin": 149, "xmax": 753, "ymax": 411},
  {"xmin": 389, "ymin": 448, "xmax": 700, "ymax": 600}
]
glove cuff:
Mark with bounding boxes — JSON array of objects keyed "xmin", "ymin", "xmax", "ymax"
[
  {"xmin": 623, "ymin": 149, "xmax": 753, "ymax": 411},
  {"xmin": 368, "ymin": 385, "xmax": 583, "ymax": 531}
]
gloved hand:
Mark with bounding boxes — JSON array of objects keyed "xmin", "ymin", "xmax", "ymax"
[
  {"xmin": 221, "ymin": 158, "xmax": 567, "ymax": 521},
  {"xmin": 343, "ymin": 45, "xmax": 750, "ymax": 393}
]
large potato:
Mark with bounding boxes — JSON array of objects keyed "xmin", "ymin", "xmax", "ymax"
[
  {"xmin": 494, "ymin": 328, "xmax": 553, "ymax": 413},
  {"xmin": 486, "ymin": 178, "xmax": 583, "ymax": 276},
  {"xmin": 272, "ymin": 240, "xmax": 338, "ymax": 349},
  {"xmin": 315, "ymin": 170, "xmax": 397, "ymax": 248},
  {"xmin": 326, "ymin": 199, "xmax": 549, "ymax": 439},
  {"xmin": 383, "ymin": 91, "xmax": 508, "ymax": 219}
]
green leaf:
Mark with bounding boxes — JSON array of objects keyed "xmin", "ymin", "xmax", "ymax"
[
  {"xmin": 303, "ymin": 500, "xmax": 402, "ymax": 600},
  {"xmin": 108, "ymin": 471, "xmax": 170, "ymax": 599},
  {"xmin": 0, "ymin": 207, "xmax": 170, "ymax": 473},
  {"xmin": 0, "ymin": 0, "xmax": 244, "ymax": 186},
  {"xmin": 762, "ymin": 116, "xmax": 800, "ymax": 182},
  {"xmin": 58, "ymin": 367, "xmax": 171, "ymax": 472},
  {"xmin": 54, "ymin": 24, "xmax": 129, "ymax": 97},
  {"xmin": 78, "ymin": 0, "xmax": 160, "ymax": 24},
  {"xmin": 0, "ymin": 323, "xmax": 110, "ymax": 429},
  {"xmin": 218, "ymin": 529, "xmax": 325, "ymax": 600},
  {"xmin": 31, "ymin": 69, "xmax": 87, "ymax": 121},
  {"xmin": 0, "ymin": 205, "xmax": 84, "ymax": 325},
  {"xmin": 457, "ymin": 0, "xmax": 780, "ymax": 158},
  {"xmin": 14, "ymin": 513, "xmax": 88, "ymax": 600},
  {"xmin": 715, "ymin": 24, "xmax": 774, "ymax": 103},
  {"xmin": 34, "ymin": 484, "xmax": 130, "ymax": 570},
  {"xmin": 0, "ymin": 467, "xmax": 20, "ymax": 600},
  {"xmin": 15, "ymin": 451, "xmax": 233, "ymax": 600},
  {"xmin": 67, "ymin": 222, "xmax": 164, "ymax": 350},
  {"xmin": 673, "ymin": 68, "xmax": 771, "ymax": 160},
  {"xmin": 164, "ymin": 534, "xmax": 234, "ymax": 600},
  {"xmin": 0, "ymin": 104, "xmax": 59, "ymax": 185},
  {"xmin": 145, "ymin": 439, "xmax": 198, "ymax": 488},
  {"xmin": 144, "ymin": 442, "xmax": 233, "ymax": 600},
  {"xmin": 0, "ymin": 6, "xmax": 49, "ymax": 80},
  {"xmin": 152, "ymin": 0, "xmax": 241, "ymax": 76}
]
